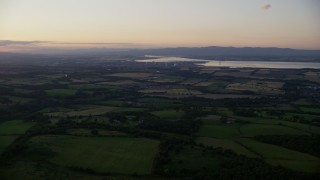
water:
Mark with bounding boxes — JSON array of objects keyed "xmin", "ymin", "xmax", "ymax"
[
  {"xmin": 136, "ymin": 57, "xmax": 320, "ymax": 69},
  {"xmin": 199, "ymin": 60, "xmax": 320, "ymax": 69},
  {"xmin": 136, "ymin": 57, "xmax": 209, "ymax": 63}
]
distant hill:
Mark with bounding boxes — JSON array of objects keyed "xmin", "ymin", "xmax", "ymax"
[
  {"xmin": 1, "ymin": 46, "xmax": 320, "ymax": 62},
  {"xmin": 121, "ymin": 46, "xmax": 320, "ymax": 61}
]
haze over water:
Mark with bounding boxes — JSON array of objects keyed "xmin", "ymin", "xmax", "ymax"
[{"xmin": 137, "ymin": 57, "xmax": 320, "ymax": 69}]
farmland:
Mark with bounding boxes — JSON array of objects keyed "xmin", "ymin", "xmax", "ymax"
[
  {"xmin": 0, "ymin": 57, "xmax": 320, "ymax": 179},
  {"xmin": 0, "ymin": 120, "xmax": 34, "ymax": 154},
  {"xmin": 0, "ymin": 120, "xmax": 34, "ymax": 135},
  {"xmin": 28, "ymin": 136, "xmax": 159, "ymax": 175}
]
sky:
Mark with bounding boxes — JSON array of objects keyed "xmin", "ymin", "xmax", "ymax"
[{"xmin": 0, "ymin": 0, "xmax": 320, "ymax": 53}]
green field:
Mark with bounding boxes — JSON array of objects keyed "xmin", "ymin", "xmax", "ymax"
[
  {"xmin": 200, "ymin": 115, "xmax": 223, "ymax": 125},
  {"xmin": 197, "ymin": 137, "xmax": 257, "ymax": 157},
  {"xmin": 0, "ymin": 120, "xmax": 34, "ymax": 154},
  {"xmin": 283, "ymin": 112, "xmax": 320, "ymax": 122},
  {"xmin": 45, "ymin": 89, "xmax": 77, "ymax": 97},
  {"xmin": 299, "ymin": 107, "xmax": 320, "ymax": 114},
  {"xmin": 151, "ymin": 110, "xmax": 184, "ymax": 119},
  {"xmin": 70, "ymin": 84, "xmax": 118, "ymax": 90},
  {"xmin": 67, "ymin": 129, "xmax": 127, "ymax": 136},
  {"xmin": 166, "ymin": 146, "xmax": 220, "ymax": 171},
  {"xmin": 0, "ymin": 136, "xmax": 17, "ymax": 153},
  {"xmin": 47, "ymin": 106, "xmax": 118, "ymax": 117},
  {"xmin": 196, "ymin": 114, "xmax": 320, "ymax": 173},
  {"xmin": 198, "ymin": 124, "xmax": 241, "ymax": 139},
  {"xmin": 0, "ymin": 120, "xmax": 34, "ymax": 135},
  {"xmin": 29, "ymin": 136, "xmax": 159, "ymax": 175},
  {"xmin": 7, "ymin": 96, "xmax": 34, "ymax": 104},
  {"xmin": 238, "ymin": 138, "xmax": 320, "ymax": 173},
  {"xmin": 138, "ymin": 98, "xmax": 180, "ymax": 108},
  {"xmin": 14, "ymin": 88, "xmax": 33, "ymax": 94},
  {"xmin": 240, "ymin": 124, "xmax": 308, "ymax": 137},
  {"xmin": 206, "ymin": 80, "xmax": 229, "ymax": 91},
  {"xmin": 293, "ymin": 99, "xmax": 314, "ymax": 106},
  {"xmin": 99, "ymin": 100, "xmax": 125, "ymax": 106},
  {"xmin": 114, "ymin": 107, "xmax": 146, "ymax": 113},
  {"xmin": 280, "ymin": 121, "xmax": 320, "ymax": 135},
  {"xmin": 230, "ymin": 114, "xmax": 320, "ymax": 134}
]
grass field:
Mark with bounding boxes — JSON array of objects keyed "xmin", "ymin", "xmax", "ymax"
[
  {"xmin": 46, "ymin": 106, "xmax": 118, "ymax": 117},
  {"xmin": 98, "ymin": 100, "xmax": 125, "ymax": 106},
  {"xmin": 98, "ymin": 80, "xmax": 136, "ymax": 86},
  {"xmin": 167, "ymin": 146, "xmax": 220, "ymax": 171},
  {"xmin": 180, "ymin": 78, "xmax": 202, "ymax": 85},
  {"xmin": 67, "ymin": 129, "xmax": 127, "ymax": 136},
  {"xmin": 70, "ymin": 84, "xmax": 118, "ymax": 90},
  {"xmin": 238, "ymin": 138, "xmax": 320, "ymax": 173},
  {"xmin": 293, "ymin": 99, "xmax": 314, "ymax": 106},
  {"xmin": 205, "ymin": 80, "xmax": 229, "ymax": 91},
  {"xmin": 138, "ymin": 98, "xmax": 180, "ymax": 108},
  {"xmin": 194, "ymin": 81, "xmax": 212, "ymax": 87},
  {"xmin": 197, "ymin": 113, "xmax": 320, "ymax": 171},
  {"xmin": 29, "ymin": 135, "xmax": 159, "ymax": 175},
  {"xmin": 14, "ymin": 88, "xmax": 33, "ymax": 94},
  {"xmin": 140, "ymin": 88, "xmax": 202, "ymax": 95},
  {"xmin": 227, "ymin": 80, "xmax": 284, "ymax": 95},
  {"xmin": 198, "ymin": 124, "xmax": 241, "ymax": 139},
  {"xmin": 299, "ymin": 107, "xmax": 320, "ymax": 114},
  {"xmin": 114, "ymin": 107, "xmax": 146, "ymax": 113},
  {"xmin": 45, "ymin": 89, "xmax": 77, "ymax": 97},
  {"xmin": 150, "ymin": 75, "xmax": 184, "ymax": 83},
  {"xmin": 5, "ymin": 78, "xmax": 51, "ymax": 85},
  {"xmin": 200, "ymin": 115, "xmax": 222, "ymax": 125},
  {"xmin": 0, "ymin": 136, "xmax": 17, "ymax": 154},
  {"xmin": 109, "ymin": 73, "xmax": 153, "ymax": 79},
  {"xmin": 230, "ymin": 114, "xmax": 320, "ymax": 134},
  {"xmin": 240, "ymin": 124, "xmax": 308, "ymax": 137},
  {"xmin": 0, "ymin": 120, "xmax": 34, "ymax": 154},
  {"xmin": 281, "ymin": 121, "xmax": 320, "ymax": 135},
  {"xmin": 151, "ymin": 110, "xmax": 184, "ymax": 119},
  {"xmin": 0, "ymin": 120, "xmax": 34, "ymax": 135},
  {"xmin": 7, "ymin": 96, "xmax": 34, "ymax": 104},
  {"xmin": 197, "ymin": 137, "xmax": 257, "ymax": 157}
]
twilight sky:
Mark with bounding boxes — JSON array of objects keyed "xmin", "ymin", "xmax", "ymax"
[{"xmin": 0, "ymin": 0, "xmax": 320, "ymax": 52}]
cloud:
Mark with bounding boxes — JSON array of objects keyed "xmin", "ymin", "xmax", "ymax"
[
  {"xmin": 0, "ymin": 40, "xmax": 49, "ymax": 46},
  {"xmin": 51, "ymin": 42, "xmax": 135, "ymax": 46},
  {"xmin": 261, "ymin": 4, "xmax": 271, "ymax": 11},
  {"xmin": 0, "ymin": 40, "xmax": 136, "ymax": 47}
]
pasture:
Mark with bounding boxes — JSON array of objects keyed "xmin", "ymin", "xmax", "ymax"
[
  {"xmin": 197, "ymin": 137, "xmax": 257, "ymax": 157},
  {"xmin": 0, "ymin": 136, "xmax": 17, "ymax": 153},
  {"xmin": 0, "ymin": 120, "xmax": 34, "ymax": 135},
  {"xmin": 227, "ymin": 80, "xmax": 284, "ymax": 95},
  {"xmin": 240, "ymin": 124, "xmax": 308, "ymax": 137},
  {"xmin": 198, "ymin": 124, "xmax": 241, "ymax": 139},
  {"xmin": 29, "ymin": 136, "xmax": 160, "ymax": 175},
  {"xmin": 109, "ymin": 73, "xmax": 153, "ymax": 79},
  {"xmin": 299, "ymin": 107, "xmax": 320, "ymax": 114},
  {"xmin": 238, "ymin": 138, "xmax": 320, "ymax": 173},
  {"xmin": 70, "ymin": 84, "xmax": 118, "ymax": 90},
  {"xmin": 151, "ymin": 110, "xmax": 184, "ymax": 119},
  {"xmin": 45, "ymin": 89, "xmax": 77, "ymax": 97},
  {"xmin": 149, "ymin": 75, "xmax": 184, "ymax": 83},
  {"xmin": 140, "ymin": 88, "xmax": 202, "ymax": 95},
  {"xmin": 166, "ymin": 146, "xmax": 220, "ymax": 171},
  {"xmin": 67, "ymin": 129, "xmax": 127, "ymax": 136},
  {"xmin": 46, "ymin": 106, "xmax": 118, "ymax": 117},
  {"xmin": 7, "ymin": 96, "xmax": 34, "ymax": 104},
  {"xmin": 0, "ymin": 120, "xmax": 34, "ymax": 154},
  {"xmin": 14, "ymin": 88, "xmax": 32, "ymax": 94}
]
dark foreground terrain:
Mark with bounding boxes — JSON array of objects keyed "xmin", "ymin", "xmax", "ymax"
[{"xmin": 0, "ymin": 55, "xmax": 320, "ymax": 179}]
